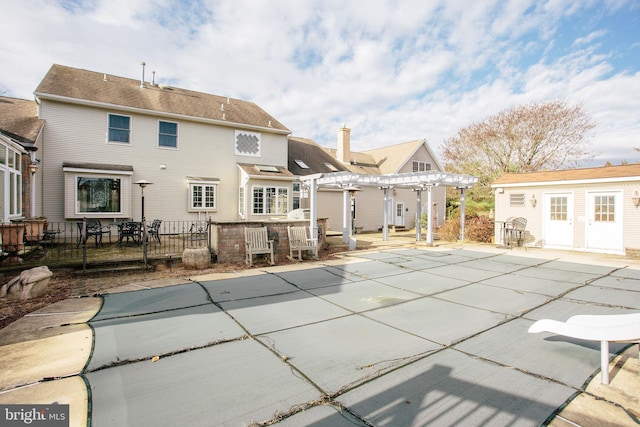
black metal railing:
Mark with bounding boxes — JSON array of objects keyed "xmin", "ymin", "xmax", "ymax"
[{"xmin": 0, "ymin": 219, "xmax": 211, "ymax": 271}]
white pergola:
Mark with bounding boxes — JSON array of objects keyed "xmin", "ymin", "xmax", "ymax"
[{"xmin": 300, "ymin": 170, "xmax": 478, "ymax": 247}]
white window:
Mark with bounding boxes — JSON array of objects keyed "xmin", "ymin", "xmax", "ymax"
[
  {"xmin": 63, "ymin": 164, "xmax": 133, "ymax": 219},
  {"xmin": 235, "ymin": 130, "xmax": 261, "ymax": 157},
  {"xmin": 158, "ymin": 121, "xmax": 178, "ymax": 149},
  {"xmin": 412, "ymin": 160, "xmax": 431, "ymax": 172},
  {"xmin": 108, "ymin": 114, "xmax": 131, "ymax": 144},
  {"xmin": 76, "ymin": 177, "xmax": 122, "ymax": 213},
  {"xmin": 0, "ymin": 145, "xmax": 22, "ymax": 219},
  {"xmin": 252, "ymin": 186, "xmax": 288, "ymax": 214},
  {"xmin": 239, "ymin": 187, "xmax": 245, "ymax": 218},
  {"xmin": 190, "ymin": 183, "xmax": 217, "ymax": 211},
  {"xmin": 292, "ymin": 182, "xmax": 301, "ymax": 210}
]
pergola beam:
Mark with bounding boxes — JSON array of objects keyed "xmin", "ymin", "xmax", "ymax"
[{"xmin": 300, "ymin": 170, "xmax": 478, "ymax": 246}]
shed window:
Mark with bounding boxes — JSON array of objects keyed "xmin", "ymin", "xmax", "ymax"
[{"xmin": 550, "ymin": 196, "xmax": 568, "ymax": 221}]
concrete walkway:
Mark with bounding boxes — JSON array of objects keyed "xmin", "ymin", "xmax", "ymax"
[{"xmin": 1, "ymin": 242, "xmax": 639, "ymax": 426}]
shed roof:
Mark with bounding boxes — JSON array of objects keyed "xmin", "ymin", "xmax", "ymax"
[
  {"xmin": 35, "ymin": 64, "xmax": 290, "ymax": 133},
  {"xmin": 492, "ymin": 164, "xmax": 640, "ymax": 186}
]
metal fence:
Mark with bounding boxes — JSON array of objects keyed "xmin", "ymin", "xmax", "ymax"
[{"xmin": 0, "ymin": 219, "xmax": 211, "ymax": 271}]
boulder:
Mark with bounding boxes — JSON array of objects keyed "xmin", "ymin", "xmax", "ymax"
[
  {"xmin": 182, "ymin": 247, "xmax": 210, "ymax": 270},
  {"xmin": 0, "ymin": 266, "xmax": 53, "ymax": 300}
]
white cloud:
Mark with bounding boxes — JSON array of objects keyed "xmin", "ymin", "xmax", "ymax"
[{"xmin": 0, "ymin": 0, "xmax": 637, "ymax": 167}]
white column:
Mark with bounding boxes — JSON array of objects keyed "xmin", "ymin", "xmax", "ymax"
[
  {"xmin": 382, "ymin": 188, "xmax": 389, "ymax": 241},
  {"xmin": 459, "ymin": 187, "xmax": 466, "ymax": 241},
  {"xmin": 309, "ymin": 178, "xmax": 318, "ymax": 240},
  {"xmin": 343, "ymin": 189, "xmax": 350, "ymax": 243},
  {"xmin": 415, "ymin": 190, "xmax": 422, "ymax": 242},
  {"xmin": 426, "ymin": 186, "xmax": 433, "ymax": 245}
]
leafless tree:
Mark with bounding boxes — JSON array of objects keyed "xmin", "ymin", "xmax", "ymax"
[{"xmin": 441, "ymin": 101, "xmax": 596, "ymax": 183}]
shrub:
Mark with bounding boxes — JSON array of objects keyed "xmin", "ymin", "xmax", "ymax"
[
  {"xmin": 465, "ymin": 215, "xmax": 495, "ymax": 243},
  {"xmin": 438, "ymin": 214, "xmax": 494, "ymax": 243}
]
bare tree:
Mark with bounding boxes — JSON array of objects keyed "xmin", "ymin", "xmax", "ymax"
[{"xmin": 441, "ymin": 101, "xmax": 596, "ymax": 182}]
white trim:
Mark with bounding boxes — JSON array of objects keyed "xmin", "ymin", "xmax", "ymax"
[{"xmin": 63, "ymin": 167, "xmax": 133, "ymax": 175}]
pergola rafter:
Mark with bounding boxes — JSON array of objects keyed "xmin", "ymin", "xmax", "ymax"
[{"xmin": 300, "ymin": 171, "xmax": 478, "ymax": 246}]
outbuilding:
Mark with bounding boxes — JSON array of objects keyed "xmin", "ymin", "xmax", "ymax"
[{"xmin": 492, "ymin": 164, "xmax": 640, "ymax": 255}]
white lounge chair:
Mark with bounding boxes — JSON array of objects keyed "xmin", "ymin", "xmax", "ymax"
[{"xmin": 528, "ymin": 313, "xmax": 640, "ymax": 384}]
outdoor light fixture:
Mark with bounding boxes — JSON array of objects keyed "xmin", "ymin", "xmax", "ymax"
[
  {"xmin": 135, "ymin": 180, "xmax": 154, "ymax": 220},
  {"xmin": 632, "ymin": 190, "xmax": 640, "ymax": 208},
  {"xmin": 529, "ymin": 194, "xmax": 537, "ymax": 208},
  {"xmin": 28, "ymin": 162, "xmax": 38, "ymax": 174}
]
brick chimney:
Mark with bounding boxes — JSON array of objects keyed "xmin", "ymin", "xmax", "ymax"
[{"xmin": 337, "ymin": 125, "xmax": 351, "ymax": 164}]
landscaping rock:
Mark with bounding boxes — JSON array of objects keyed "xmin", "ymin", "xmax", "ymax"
[
  {"xmin": 182, "ymin": 247, "xmax": 210, "ymax": 270},
  {"xmin": 0, "ymin": 266, "xmax": 53, "ymax": 300}
]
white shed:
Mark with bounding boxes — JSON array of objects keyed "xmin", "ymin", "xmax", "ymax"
[{"xmin": 492, "ymin": 164, "xmax": 640, "ymax": 255}]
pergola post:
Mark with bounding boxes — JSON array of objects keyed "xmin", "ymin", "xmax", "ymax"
[
  {"xmin": 309, "ymin": 178, "xmax": 318, "ymax": 240},
  {"xmin": 342, "ymin": 189, "xmax": 351, "ymax": 243},
  {"xmin": 415, "ymin": 190, "xmax": 422, "ymax": 242},
  {"xmin": 426, "ymin": 185, "xmax": 433, "ymax": 245},
  {"xmin": 459, "ymin": 187, "xmax": 466, "ymax": 241},
  {"xmin": 382, "ymin": 187, "xmax": 389, "ymax": 241}
]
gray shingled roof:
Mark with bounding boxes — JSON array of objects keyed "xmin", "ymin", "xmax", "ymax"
[
  {"xmin": 288, "ymin": 137, "xmax": 348, "ymax": 175},
  {"xmin": 0, "ymin": 96, "xmax": 44, "ymax": 145},
  {"xmin": 35, "ymin": 64, "xmax": 290, "ymax": 133}
]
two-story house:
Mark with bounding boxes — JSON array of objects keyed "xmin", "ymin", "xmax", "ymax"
[{"xmin": 33, "ymin": 64, "xmax": 294, "ymax": 224}]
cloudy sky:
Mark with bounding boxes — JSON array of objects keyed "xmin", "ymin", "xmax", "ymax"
[{"xmin": 1, "ymin": 0, "xmax": 638, "ymax": 166}]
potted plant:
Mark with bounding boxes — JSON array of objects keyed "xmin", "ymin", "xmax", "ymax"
[
  {"xmin": 23, "ymin": 217, "xmax": 48, "ymax": 243},
  {"xmin": 0, "ymin": 222, "xmax": 26, "ymax": 254}
]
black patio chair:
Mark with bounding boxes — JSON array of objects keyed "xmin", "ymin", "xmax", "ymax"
[
  {"xmin": 118, "ymin": 221, "xmax": 141, "ymax": 247},
  {"xmin": 77, "ymin": 219, "xmax": 111, "ymax": 247}
]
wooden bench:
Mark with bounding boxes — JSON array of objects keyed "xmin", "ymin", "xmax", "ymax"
[
  {"xmin": 244, "ymin": 227, "xmax": 274, "ymax": 267},
  {"xmin": 287, "ymin": 226, "xmax": 318, "ymax": 261}
]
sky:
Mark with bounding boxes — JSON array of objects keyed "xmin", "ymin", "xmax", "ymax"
[{"xmin": 1, "ymin": 0, "xmax": 639, "ymax": 167}]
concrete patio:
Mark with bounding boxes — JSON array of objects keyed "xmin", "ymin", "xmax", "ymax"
[{"xmin": 0, "ymin": 242, "xmax": 639, "ymax": 426}]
